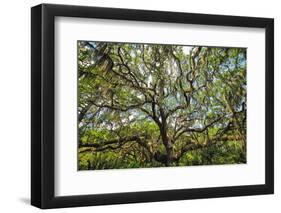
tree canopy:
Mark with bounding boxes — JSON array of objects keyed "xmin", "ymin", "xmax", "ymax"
[{"xmin": 78, "ymin": 41, "xmax": 247, "ymax": 170}]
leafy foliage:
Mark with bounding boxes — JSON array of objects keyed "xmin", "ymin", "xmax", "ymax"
[{"xmin": 78, "ymin": 41, "xmax": 247, "ymax": 170}]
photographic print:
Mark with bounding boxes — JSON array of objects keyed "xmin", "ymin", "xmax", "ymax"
[
  {"xmin": 78, "ymin": 41, "xmax": 247, "ymax": 170},
  {"xmin": 31, "ymin": 5, "xmax": 274, "ymax": 208}
]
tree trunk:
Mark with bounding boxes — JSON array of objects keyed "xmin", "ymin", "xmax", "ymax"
[
  {"xmin": 157, "ymin": 82, "xmax": 174, "ymax": 166},
  {"xmin": 159, "ymin": 118, "xmax": 174, "ymax": 166}
]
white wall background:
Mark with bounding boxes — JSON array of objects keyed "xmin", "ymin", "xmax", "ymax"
[{"xmin": 0, "ymin": 0, "xmax": 279, "ymax": 212}]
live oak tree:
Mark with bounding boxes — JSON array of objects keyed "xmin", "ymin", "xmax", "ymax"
[{"xmin": 78, "ymin": 41, "xmax": 246, "ymax": 170}]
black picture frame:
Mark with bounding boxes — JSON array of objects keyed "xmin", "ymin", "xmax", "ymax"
[{"xmin": 31, "ymin": 3, "xmax": 274, "ymax": 209}]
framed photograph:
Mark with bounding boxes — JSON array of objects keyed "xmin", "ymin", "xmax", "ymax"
[{"xmin": 31, "ymin": 3, "xmax": 274, "ymax": 209}]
